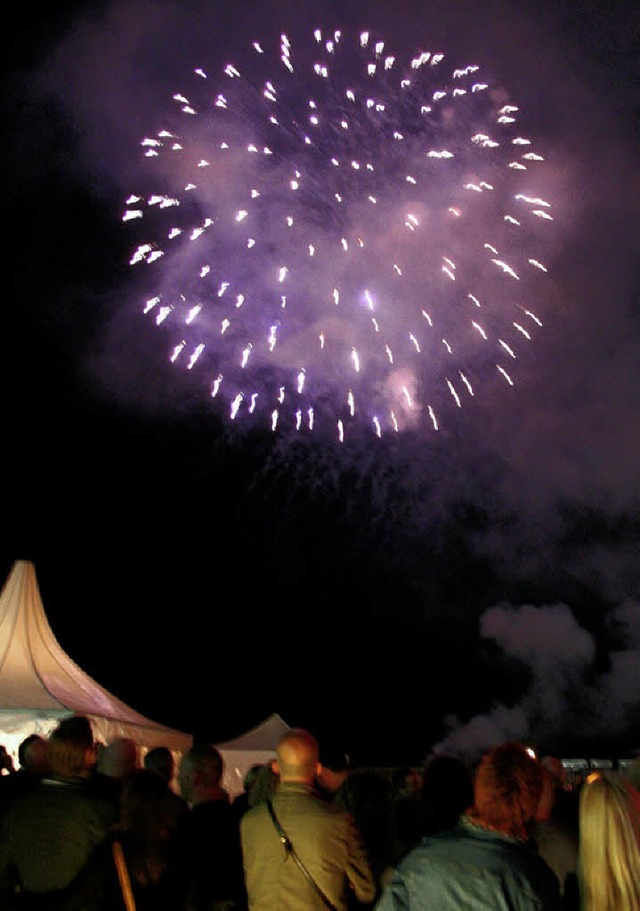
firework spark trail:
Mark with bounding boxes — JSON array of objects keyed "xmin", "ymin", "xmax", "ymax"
[{"xmin": 123, "ymin": 27, "xmax": 553, "ymax": 441}]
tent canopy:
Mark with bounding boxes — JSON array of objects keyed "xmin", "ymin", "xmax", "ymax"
[
  {"xmin": 0, "ymin": 560, "xmax": 290, "ymax": 797},
  {"xmin": 0, "ymin": 559, "xmax": 193, "ymax": 761}
]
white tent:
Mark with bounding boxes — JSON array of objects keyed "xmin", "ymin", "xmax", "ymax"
[
  {"xmin": 215, "ymin": 712, "xmax": 291, "ymax": 798},
  {"xmin": 0, "ymin": 559, "xmax": 193, "ymax": 765},
  {"xmin": 0, "ymin": 559, "xmax": 290, "ymax": 798}
]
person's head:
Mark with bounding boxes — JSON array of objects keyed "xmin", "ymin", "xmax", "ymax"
[
  {"xmin": 391, "ymin": 766, "xmax": 421, "ymax": 796},
  {"xmin": 404, "ymin": 767, "xmax": 423, "ymax": 794},
  {"xmin": 120, "ymin": 767, "xmax": 175, "ymax": 835},
  {"xmin": 144, "ymin": 746, "xmax": 175, "ymax": 786},
  {"xmin": 273, "ymin": 728, "xmax": 320, "ymax": 785},
  {"xmin": 18, "ymin": 734, "xmax": 48, "ymax": 775},
  {"xmin": 47, "ymin": 716, "xmax": 95, "ymax": 779},
  {"xmin": 316, "ymin": 744, "xmax": 350, "ymax": 794},
  {"xmin": 119, "ymin": 768, "xmax": 180, "ymax": 886},
  {"xmin": 578, "ymin": 771, "xmax": 640, "ymax": 911},
  {"xmin": 247, "ymin": 762, "xmax": 278, "ymax": 806},
  {"xmin": 469, "ymin": 742, "xmax": 544, "ymax": 841},
  {"xmin": 98, "ymin": 737, "xmax": 139, "ymax": 781},
  {"xmin": 55, "ymin": 715, "xmax": 95, "ymax": 747},
  {"xmin": 0, "ymin": 745, "xmax": 14, "ymax": 775},
  {"xmin": 242, "ymin": 763, "xmax": 265, "ymax": 794},
  {"xmin": 419, "ymin": 754, "xmax": 474, "ymax": 834},
  {"xmin": 178, "ymin": 744, "xmax": 225, "ymax": 805}
]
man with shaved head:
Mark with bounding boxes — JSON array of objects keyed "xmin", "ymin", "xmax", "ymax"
[{"xmin": 241, "ymin": 728, "xmax": 376, "ymax": 910}]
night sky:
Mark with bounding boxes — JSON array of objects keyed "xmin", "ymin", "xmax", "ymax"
[{"xmin": 1, "ymin": 0, "xmax": 639, "ymax": 768}]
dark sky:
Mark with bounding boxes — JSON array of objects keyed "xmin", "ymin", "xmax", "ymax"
[{"xmin": 1, "ymin": 0, "xmax": 640, "ymax": 767}]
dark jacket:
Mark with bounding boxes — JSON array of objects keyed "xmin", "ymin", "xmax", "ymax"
[
  {"xmin": 241, "ymin": 782, "xmax": 376, "ymax": 911},
  {"xmin": 57, "ymin": 833, "xmax": 190, "ymax": 911},
  {"xmin": 374, "ymin": 815, "xmax": 563, "ymax": 911},
  {"xmin": 174, "ymin": 797, "xmax": 246, "ymax": 910},
  {"xmin": 0, "ymin": 775, "xmax": 116, "ymax": 901}
]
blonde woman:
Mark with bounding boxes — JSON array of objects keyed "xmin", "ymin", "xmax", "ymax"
[{"xmin": 578, "ymin": 771, "xmax": 640, "ymax": 911}]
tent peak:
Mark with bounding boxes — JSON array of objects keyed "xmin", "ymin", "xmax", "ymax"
[{"xmin": 0, "ymin": 560, "xmax": 192, "ymax": 758}]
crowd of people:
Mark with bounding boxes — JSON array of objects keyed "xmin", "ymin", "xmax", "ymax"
[{"xmin": 0, "ymin": 716, "xmax": 639, "ymax": 909}]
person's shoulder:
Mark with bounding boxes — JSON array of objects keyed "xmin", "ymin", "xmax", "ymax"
[
  {"xmin": 0, "ymin": 770, "xmax": 40, "ymax": 790},
  {"xmin": 401, "ymin": 828, "xmax": 458, "ymax": 857},
  {"xmin": 320, "ymin": 796, "xmax": 353, "ymax": 817},
  {"xmin": 501, "ymin": 844, "xmax": 563, "ymax": 908},
  {"xmin": 197, "ymin": 796, "xmax": 234, "ymax": 814},
  {"xmin": 281, "ymin": 787, "xmax": 343, "ymax": 809},
  {"xmin": 239, "ymin": 799, "xmax": 270, "ymax": 832},
  {"xmin": 241, "ymin": 800, "xmax": 269, "ymax": 819},
  {"xmin": 33, "ymin": 775, "xmax": 90, "ymax": 797},
  {"xmin": 0, "ymin": 779, "xmax": 41, "ymax": 821},
  {"xmin": 403, "ymin": 822, "xmax": 512, "ymax": 867},
  {"xmin": 167, "ymin": 789, "xmax": 189, "ymax": 815},
  {"xmin": 305, "ymin": 791, "xmax": 358, "ymax": 825},
  {"xmin": 191, "ymin": 797, "xmax": 240, "ymax": 827},
  {"xmin": 454, "ymin": 824, "xmax": 562, "ymax": 887}
]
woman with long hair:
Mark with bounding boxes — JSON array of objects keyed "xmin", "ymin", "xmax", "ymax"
[{"xmin": 578, "ymin": 771, "xmax": 640, "ymax": 911}]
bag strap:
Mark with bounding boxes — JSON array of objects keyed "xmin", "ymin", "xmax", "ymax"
[
  {"xmin": 112, "ymin": 840, "xmax": 137, "ymax": 911},
  {"xmin": 266, "ymin": 800, "xmax": 339, "ymax": 911}
]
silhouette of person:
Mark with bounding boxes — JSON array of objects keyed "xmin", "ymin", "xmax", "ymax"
[
  {"xmin": 175, "ymin": 744, "xmax": 246, "ymax": 910},
  {"xmin": 0, "ymin": 716, "xmax": 116, "ymax": 904},
  {"xmin": 0, "ymin": 734, "xmax": 49, "ymax": 817}
]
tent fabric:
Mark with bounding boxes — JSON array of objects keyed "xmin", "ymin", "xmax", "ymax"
[
  {"xmin": 0, "ymin": 559, "xmax": 193, "ymax": 762},
  {"xmin": 215, "ymin": 713, "xmax": 291, "ymax": 797},
  {"xmin": 216, "ymin": 713, "xmax": 291, "ymax": 752},
  {"xmin": 0, "ymin": 559, "xmax": 290, "ymax": 798}
]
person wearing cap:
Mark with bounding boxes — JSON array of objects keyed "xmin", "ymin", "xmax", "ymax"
[
  {"xmin": 316, "ymin": 746, "xmax": 352, "ymax": 805},
  {"xmin": 318, "ymin": 746, "xmax": 398, "ymax": 903}
]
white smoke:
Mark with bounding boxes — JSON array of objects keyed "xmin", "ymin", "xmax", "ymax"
[{"xmin": 434, "ymin": 600, "xmax": 640, "ymax": 760}]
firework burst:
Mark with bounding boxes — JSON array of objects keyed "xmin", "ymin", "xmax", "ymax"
[{"xmin": 123, "ymin": 27, "xmax": 553, "ymax": 441}]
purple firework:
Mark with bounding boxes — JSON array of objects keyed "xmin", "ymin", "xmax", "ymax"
[{"xmin": 123, "ymin": 27, "xmax": 553, "ymax": 442}]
